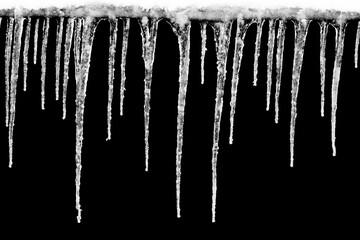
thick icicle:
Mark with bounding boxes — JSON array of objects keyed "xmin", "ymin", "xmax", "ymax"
[
  {"xmin": 289, "ymin": 19, "xmax": 311, "ymax": 167},
  {"xmin": 274, "ymin": 19, "xmax": 287, "ymax": 124},
  {"xmin": 8, "ymin": 17, "xmax": 25, "ymax": 168},
  {"xmin": 119, "ymin": 18, "xmax": 130, "ymax": 116},
  {"xmin": 5, "ymin": 17, "xmax": 14, "ymax": 128},
  {"xmin": 253, "ymin": 19, "xmax": 265, "ymax": 86},
  {"xmin": 331, "ymin": 19, "xmax": 347, "ymax": 157},
  {"xmin": 169, "ymin": 19, "xmax": 191, "ymax": 219},
  {"xmin": 33, "ymin": 18, "xmax": 39, "ymax": 64},
  {"xmin": 355, "ymin": 21, "xmax": 360, "ymax": 68},
  {"xmin": 200, "ymin": 21, "xmax": 207, "ymax": 85},
  {"xmin": 139, "ymin": 17, "xmax": 159, "ymax": 172},
  {"xmin": 62, "ymin": 18, "xmax": 75, "ymax": 120},
  {"xmin": 75, "ymin": 17, "xmax": 98, "ymax": 223},
  {"xmin": 319, "ymin": 21, "xmax": 328, "ymax": 117},
  {"xmin": 210, "ymin": 20, "xmax": 233, "ymax": 222},
  {"xmin": 266, "ymin": 19, "xmax": 276, "ymax": 111},
  {"xmin": 229, "ymin": 18, "xmax": 252, "ymax": 144},
  {"xmin": 23, "ymin": 17, "xmax": 31, "ymax": 92},
  {"xmin": 55, "ymin": 17, "xmax": 64, "ymax": 101},
  {"xmin": 40, "ymin": 18, "xmax": 50, "ymax": 110},
  {"xmin": 106, "ymin": 19, "xmax": 118, "ymax": 141}
]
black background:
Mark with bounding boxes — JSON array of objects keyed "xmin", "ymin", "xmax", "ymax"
[{"xmin": 1, "ymin": 17, "xmax": 359, "ymax": 231}]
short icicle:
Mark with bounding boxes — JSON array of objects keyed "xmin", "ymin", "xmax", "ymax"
[
  {"xmin": 73, "ymin": 18, "xmax": 84, "ymax": 90},
  {"xmin": 331, "ymin": 18, "xmax": 347, "ymax": 157},
  {"xmin": 319, "ymin": 21, "xmax": 329, "ymax": 117},
  {"xmin": 33, "ymin": 18, "xmax": 39, "ymax": 64},
  {"xmin": 266, "ymin": 19, "xmax": 276, "ymax": 111},
  {"xmin": 139, "ymin": 16, "xmax": 159, "ymax": 172},
  {"xmin": 253, "ymin": 19, "xmax": 265, "ymax": 86},
  {"xmin": 289, "ymin": 19, "xmax": 311, "ymax": 167},
  {"xmin": 168, "ymin": 19, "xmax": 191, "ymax": 219},
  {"xmin": 75, "ymin": 17, "xmax": 98, "ymax": 223},
  {"xmin": 119, "ymin": 18, "xmax": 130, "ymax": 116},
  {"xmin": 210, "ymin": 20, "xmax": 233, "ymax": 222},
  {"xmin": 106, "ymin": 18, "xmax": 118, "ymax": 141},
  {"xmin": 200, "ymin": 21, "xmax": 207, "ymax": 85},
  {"xmin": 355, "ymin": 21, "xmax": 360, "ymax": 68},
  {"xmin": 229, "ymin": 17, "xmax": 252, "ymax": 144},
  {"xmin": 23, "ymin": 17, "xmax": 31, "ymax": 92},
  {"xmin": 5, "ymin": 17, "xmax": 14, "ymax": 128},
  {"xmin": 274, "ymin": 19, "xmax": 287, "ymax": 124},
  {"xmin": 62, "ymin": 18, "xmax": 75, "ymax": 120},
  {"xmin": 8, "ymin": 17, "xmax": 25, "ymax": 168},
  {"xmin": 40, "ymin": 17, "xmax": 50, "ymax": 110},
  {"xmin": 55, "ymin": 17, "xmax": 64, "ymax": 101}
]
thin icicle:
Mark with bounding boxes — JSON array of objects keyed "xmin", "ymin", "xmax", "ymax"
[
  {"xmin": 55, "ymin": 17, "xmax": 64, "ymax": 101},
  {"xmin": 266, "ymin": 19, "xmax": 276, "ymax": 111},
  {"xmin": 319, "ymin": 21, "xmax": 328, "ymax": 117},
  {"xmin": 5, "ymin": 17, "xmax": 14, "ymax": 128},
  {"xmin": 210, "ymin": 20, "xmax": 233, "ymax": 223},
  {"xmin": 200, "ymin": 21, "xmax": 207, "ymax": 85},
  {"xmin": 229, "ymin": 18, "xmax": 252, "ymax": 145},
  {"xmin": 75, "ymin": 17, "xmax": 98, "ymax": 223},
  {"xmin": 169, "ymin": 19, "xmax": 191, "ymax": 219},
  {"xmin": 139, "ymin": 17, "xmax": 159, "ymax": 172},
  {"xmin": 62, "ymin": 18, "xmax": 75, "ymax": 120},
  {"xmin": 355, "ymin": 21, "xmax": 360, "ymax": 68},
  {"xmin": 40, "ymin": 18, "xmax": 50, "ymax": 110},
  {"xmin": 253, "ymin": 19, "xmax": 265, "ymax": 86},
  {"xmin": 274, "ymin": 19, "xmax": 287, "ymax": 124},
  {"xmin": 331, "ymin": 19, "xmax": 347, "ymax": 157},
  {"xmin": 106, "ymin": 19, "xmax": 118, "ymax": 141},
  {"xmin": 8, "ymin": 17, "xmax": 25, "ymax": 168},
  {"xmin": 33, "ymin": 18, "xmax": 39, "ymax": 64},
  {"xmin": 119, "ymin": 18, "xmax": 130, "ymax": 116},
  {"xmin": 23, "ymin": 17, "xmax": 31, "ymax": 92},
  {"xmin": 289, "ymin": 19, "xmax": 311, "ymax": 168}
]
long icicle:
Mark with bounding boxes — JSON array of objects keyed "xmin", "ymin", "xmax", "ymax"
[
  {"xmin": 319, "ymin": 21, "xmax": 328, "ymax": 117},
  {"xmin": 266, "ymin": 19, "xmax": 276, "ymax": 111},
  {"xmin": 289, "ymin": 19, "xmax": 311, "ymax": 167},
  {"xmin": 75, "ymin": 17, "xmax": 98, "ymax": 223},
  {"xmin": 331, "ymin": 18, "xmax": 347, "ymax": 157},
  {"xmin": 211, "ymin": 20, "xmax": 233, "ymax": 223},
  {"xmin": 139, "ymin": 17, "xmax": 159, "ymax": 172},
  {"xmin": 119, "ymin": 18, "xmax": 130, "ymax": 116},
  {"xmin": 23, "ymin": 17, "xmax": 31, "ymax": 92},
  {"xmin": 62, "ymin": 17, "xmax": 75, "ymax": 120},
  {"xmin": 169, "ymin": 19, "xmax": 191, "ymax": 219},
  {"xmin": 200, "ymin": 21, "xmax": 207, "ymax": 85},
  {"xmin": 106, "ymin": 19, "xmax": 118, "ymax": 141},
  {"xmin": 229, "ymin": 17, "xmax": 252, "ymax": 144},
  {"xmin": 33, "ymin": 18, "xmax": 39, "ymax": 64},
  {"xmin": 274, "ymin": 19, "xmax": 287, "ymax": 124},
  {"xmin": 55, "ymin": 17, "xmax": 64, "ymax": 101},
  {"xmin": 40, "ymin": 17, "xmax": 50, "ymax": 110},
  {"xmin": 253, "ymin": 19, "xmax": 265, "ymax": 86},
  {"xmin": 5, "ymin": 17, "xmax": 14, "ymax": 128},
  {"xmin": 8, "ymin": 17, "xmax": 25, "ymax": 168},
  {"xmin": 354, "ymin": 21, "xmax": 360, "ymax": 68}
]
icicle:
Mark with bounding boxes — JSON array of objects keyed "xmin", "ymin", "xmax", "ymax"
[
  {"xmin": 75, "ymin": 17, "xmax": 98, "ymax": 223},
  {"xmin": 168, "ymin": 19, "xmax": 191, "ymax": 219},
  {"xmin": 266, "ymin": 19, "xmax": 276, "ymax": 111},
  {"xmin": 62, "ymin": 18, "xmax": 75, "ymax": 120},
  {"xmin": 319, "ymin": 21, "xmax": 328, "ymax": 117},
  {"xmin": 200, "ymin": 21, "xmax": 207, "ymax": 85},
  {"xmin": 40, "ymin": 17, "xmax": 50, "ymax": 110},
  {"xmin": 5, "ymin": 17, "xmax": 14, "ymax": 128},
  {"xmin": 274, "ymin": 19, "xmax": 287, "ymax": 124},
  {"xmin": 74, "ymin": 18, "xmax": 84, "ymax": 91},
  {"xmin": 33, "ymin": 18, "xmax": 39, "ymax": 64},
  {"xmin": 355, "ymin": 21, "xmax": 360, "ymax": 68},
  {"xmin": 23, "ymin": 17, "xmax": 31, "ymax": 92},
  {"xmin": 55, "ymin": 17, "xmax": 64, "ymax": 101},
  {"xmin": 229, "ymin": 17, "xmax": 252, "ymax": 144},
  {"xmin": 0, "ymin": 17, "xmax": 2, "ymax": 27},
  {"xmin": 139, "ymin": 17, "xmax": 159, "ymax": 172},
  {"xmin": 253, "ymin": 19, "xmax": 265, "ymax": 86},
  {"xmin": 289, "ymin": 19, "xmax": 311, "ymax": 167},
  {"xmin": 119, "ymin": 18, "xmax": 130, "ymax": 116},
  {"xmin": 331, "ymin": 19, "xmax": 347, "ymax": 157},
  {"xmin": 8, "ymin": 17, "xmax": 25, "ymax": 168},
  {"xmin": 106, "ymin": 19, "xmax": 118, "ymax": 141},
  {"xmin": 210, "ymin": 20, "xmax": 233, "ymax": 223}
]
